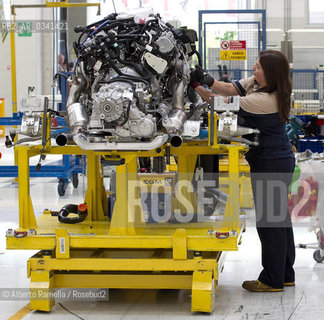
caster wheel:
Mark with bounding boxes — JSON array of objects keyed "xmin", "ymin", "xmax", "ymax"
[
  {"xmin": 58, "ymin": 179, "xmax": 68, "ymax": 196},
  {"xmin": 313, "ymin": 249, "xmax": 324, "ymax": 263},
  {"xmin": 72, "ymin": 173, "xmax": 79, "ymax": 188}
]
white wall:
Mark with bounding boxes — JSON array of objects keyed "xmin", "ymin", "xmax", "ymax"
[
  {"xmin": 0, "ymin": 1, "xmax": 88, "ymax": 118},
  {"xmin": 0, "ymin": 0, "xmax": 44, "ymax": 116},
  {"xmin": 0, "ymin": 25, "xmax": 12, "ymax": 116},
  {"xmin": 256, "ymin": 0, "xmax": 324, "ymax": 68}
]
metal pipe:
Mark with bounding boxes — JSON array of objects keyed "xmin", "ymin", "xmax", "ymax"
[
  {"xmin": 217, "ymin": 134, "xmax": 259, "ymax": 146},
  {"xmin": 55, "ymin": 133, "xmax": 75, "ymax": 146},
  {"xmin": 67, "ymin": 75, "xmax": 87, "ymax": 108},
  {"xmin": 171, "ymin": 80, "xmax": 185, "ymax": 110},
  {"xmin": 163, "ymin": 79, "xmax": 187, "ymax": 147},
  {"xmin": 204, "ymin": 188, "xmax": 228, "ymax": 205},
  {"xmin": 67, "ymin": 103, "xmax": 89, "ymax": 133},
  {"xmin": 169, "ymin": 133, "xmax": 183, "ymax": 148},
  {"xmin": 66, "ymin": 75, "xmax": 89, "ymax": 133},
  {"xmin": 73, "ymin": 133, "xmax": 168, "ymax": 151}
]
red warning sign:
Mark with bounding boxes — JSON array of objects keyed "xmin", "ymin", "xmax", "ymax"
[
  {"xmin": 220, "ymin": 41, "xmax": 230, "ymax": 50},
  {"xmin": 220, "ymin": 40, "xmax": 246, "ymax": 50},
  {"xmin": 220, "ymin": 40, "xmax": 246, "ymax": 60}
]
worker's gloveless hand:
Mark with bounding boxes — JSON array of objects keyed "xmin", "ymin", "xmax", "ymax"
[{"xmin": 191, "ymin": 65, "xmax": 214, "ymax": 87}]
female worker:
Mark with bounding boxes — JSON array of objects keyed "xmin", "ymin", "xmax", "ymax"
[{"xmin": 190, "ymin": 50, "xmax": 295, "ymax": 292}]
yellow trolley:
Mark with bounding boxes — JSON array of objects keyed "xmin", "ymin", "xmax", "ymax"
[{"xmin": 6, "ymin": 127, "xmax": 248, "ymax": 313}]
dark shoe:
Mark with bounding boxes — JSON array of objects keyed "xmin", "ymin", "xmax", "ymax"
[
  {"xmin": 242, "ymin": 280, "xmax": 283, "ymax": 292},
  {"xmin": 284, "ymin": 282, "xmax": 295, "ymax": 287}
]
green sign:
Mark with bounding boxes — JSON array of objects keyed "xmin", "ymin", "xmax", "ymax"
[{"xmin": 18, "ymin": 21, "xmax": 32, "ymax": 37}]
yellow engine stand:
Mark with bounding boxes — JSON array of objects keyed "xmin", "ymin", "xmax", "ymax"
[{"xmin": 7, "ymin": 138, "xmax": 248, "ymax": 313}]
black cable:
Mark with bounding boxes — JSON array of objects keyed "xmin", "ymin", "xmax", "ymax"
[
  {"xmin": 36, "ymin": 134, "xmax": 53, "ymax": 171},
  {"xmin": 106, "ymin": 60, "xmax": 123, "ymax": 76},
  {"xmin": 103, "ymin": 77, "xmax": 135, "ymax": 88},
  {"xmin": 100, "ymin": 21, "xmax": 136, "ymax": 34},
  {"xmin": 58, "ymin": 204, "xmax": 88, "ymax": 224},
  {"xmin": 100, "ymin": 76, "xmax": 150, "ymax": 89},
  {"xmin": 47, "ymin": 108, "xmax": 67, "ymax": 117},
  {"xmin": 140, "ymin": 18, "xmax": 157, "ymax": 34},
  {"xmin": 53, "ymin": 72, "xmax": 69, "ymax": 81},
  {"xmin": 58, "ymin": 303, "xmax": 85, "ymax": 320},
  {"xmin": 64, "ymin": 32, "xmax": 69, "ymax": 71},
  {"xmin": 77, "ymin": 31, "xmax": 86, "ymax": 46},
  {"xmin": 188, "ymin": 48, "xmax": 202, "ymax": 67},
  {"xmin": 77, "ymin": 14, "xmax": 116, "ymax": 31},
  {"xmin": 114, "ymin": 34, "xmax": 146, "ymax": 38},
  {"xmin": 115, "ymin": 53, "xmax": 150, "ymax": 79},
  {"xmin": 120, "ymin": 76, "xmax": 150, "ymax": 88}
]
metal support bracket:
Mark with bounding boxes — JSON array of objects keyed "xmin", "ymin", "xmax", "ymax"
[{"xmin": 173, "ymin": 228, "xmax": 187, "ymax": 260}]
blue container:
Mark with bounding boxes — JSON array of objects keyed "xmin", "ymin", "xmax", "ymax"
[{"xmin": 297, "ymin": 135, "xmax": 324, "ymax": 153}]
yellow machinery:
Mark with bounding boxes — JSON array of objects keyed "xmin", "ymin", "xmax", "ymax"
[
  {"xmin": 5, "ymin": 4, "xmax": 254, "ymax": 313},
  {"xmin": 6, "ymin": 114, "xmax": 249, "ymax": 313}
]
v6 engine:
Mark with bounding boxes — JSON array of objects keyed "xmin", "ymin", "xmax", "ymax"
[{"xmin": 66, "ymin": 10, "xmax": 202, "ymax": 150}]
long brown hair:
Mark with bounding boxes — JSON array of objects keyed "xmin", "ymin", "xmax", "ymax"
[{"xmin": 259, "ymin": 50, "xmax": 292, "ymax": 122}]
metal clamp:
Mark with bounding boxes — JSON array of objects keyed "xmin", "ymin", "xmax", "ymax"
[
  {"xmin": 216, "ymin": 232, "xmax": 229, "ymax": 239},
  {"xmin": 207, "ymin": 230, "xmax": 236, "ymax": 239},
  {"xmin": 7, "ymin": 228, "xmax": 37, "ymax": 238}
]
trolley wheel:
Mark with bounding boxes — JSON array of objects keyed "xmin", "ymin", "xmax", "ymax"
[
  {"xmin": 58, "ymin": 179, "xmax": 68, "ymax": 196},
  {"xmin": 72, "ymin": 173, "xmax": 79, "ymax": 188},
  {"xmin": 313, "ymin": 249, "xmax": 324, "ymax": 263}
]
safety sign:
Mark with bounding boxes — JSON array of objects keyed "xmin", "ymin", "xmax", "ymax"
[{"xmin": 220, "ymin": 40, "xmax": 246, "ymax": 60}]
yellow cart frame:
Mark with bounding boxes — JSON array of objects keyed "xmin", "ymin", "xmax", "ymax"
[{"xmin": 6, "ymin": 136, "xmax": 247, "ymax": 313}]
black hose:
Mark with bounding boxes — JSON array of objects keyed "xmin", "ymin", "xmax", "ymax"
[
  {"xmin": 53, "ymin": 72, "xmax": 69, "ymax": 81},
  {"xmin": 114, "ymin": 34, "xmax": 146, "ymax": 38},
  {"xmin": 74, "ymin": 13, "xmax": 118, "ymax": 32},
  {"xmin": 58, "ymin": 203, "xmax": 88, "ymax": 224},
  {"xmin": 76, "ymin": 20, "xmax": 136, "ymax": 49},
  {"xmin": 101, "ymin": 21, "xmax": 137, "ymax": 34},
  {"xmin": 115, "ymin": 52, "xmax": 150, "ymax": 79},
  {"xmin": 140, "ymin": 18, "xmax": 158, "ymax": 34},
  {"xmin": 109, "ymin": 75, "xmax": 150, "ymax": 88},
  {"xmin": 77, "ymin": 31, "xmax": 87, "ymax": 46},
  {"xmin": 188, "ymin": 47, "xmax": 202, "ymax": 67},
  {"xmin": 107, "ymin": 60, "xmax": 124, "ymax": 76},
  {"xmin": 47, "ymin": 108, "xmax": 67, "ymax": 117},
  {"xmin": 101, "ymin": 77, "xmax": 135, "ymax": 88}
]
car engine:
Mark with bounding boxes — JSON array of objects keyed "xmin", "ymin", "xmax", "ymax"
[{"xmin": 66, "ymin": 10, "xmax": 204, "ymax": 150}]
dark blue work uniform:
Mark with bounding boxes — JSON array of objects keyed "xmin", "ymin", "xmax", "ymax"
[{"xmin": 234, "ymin": 79, "xmax": 296, "ymax": 289}]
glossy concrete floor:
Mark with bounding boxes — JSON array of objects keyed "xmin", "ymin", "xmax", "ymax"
[{"xmin": 1, "ymin": 139, "xmax": 324, "ymax": 319}]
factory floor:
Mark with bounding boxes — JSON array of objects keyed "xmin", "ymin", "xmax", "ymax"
[{"xmin": 1, "ymin": 138, "xmax": 324, "ymax": 320}]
